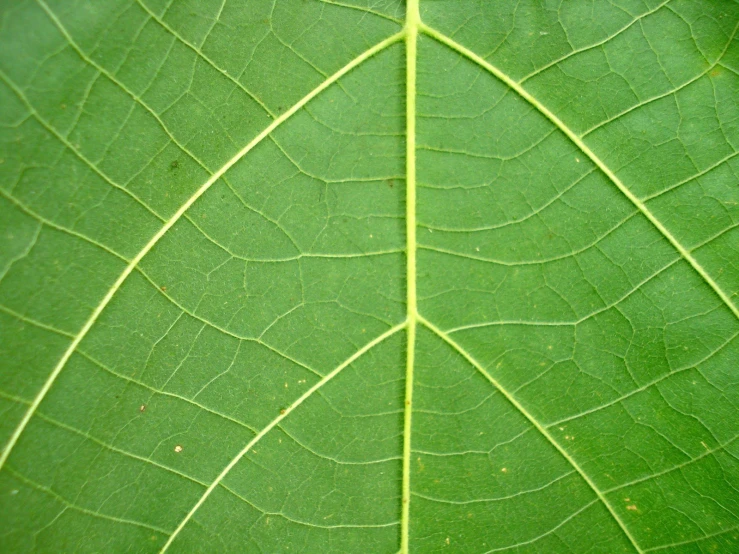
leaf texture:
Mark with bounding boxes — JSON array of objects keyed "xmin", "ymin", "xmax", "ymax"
[{"xmin": 1, "ymin": 0, "xmax": 739, "ymax": 552}]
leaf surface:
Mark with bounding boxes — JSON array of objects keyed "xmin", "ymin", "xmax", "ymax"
[{"xmin": 1, "ymin": 0, "xmax": 739, "ymax": 552}]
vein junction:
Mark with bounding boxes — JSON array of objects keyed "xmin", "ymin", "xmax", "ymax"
[{"xmin": 2, "ymin": 3, "xmax": 737, "ymax": 553}]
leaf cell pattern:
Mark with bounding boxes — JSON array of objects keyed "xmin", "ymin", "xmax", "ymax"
[{"xmin": 1, "ymin": 0, "xmax": 739, "ymax": 552}]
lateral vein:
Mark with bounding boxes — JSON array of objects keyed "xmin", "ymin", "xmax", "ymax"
[
  {"xmin": 159, "ymin": 322, "xmax": 407, "ymax": 552},
  {"xmin": 420, "ymin": 23, "xmax": 739, "ymax": 321},
  {"xmin": 0, "ymin": 30, "xmax": 404, "ymax": 473},
  {"xmin": 417, "ymin": 314, "xmax": 643, "ymax": 554}
]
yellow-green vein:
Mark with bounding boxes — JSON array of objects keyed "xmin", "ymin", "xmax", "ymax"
[
  {"xmin": 159, "ymin": 321, "xmax": 407, "ymax": 552},
  {"xmin": 420, "ymin": 23, "xmax": 739, "ymax": 322},
  {"xmin": 0, "ymin": 30, "xmax": 404, "ymax": 473},
  {"xmin": 400, "ymin": 1, "xmax": 419, "ymax": 552},
  {"xmin": 417, "ymin": 314, "xmax": 643, "ymax": 554}
]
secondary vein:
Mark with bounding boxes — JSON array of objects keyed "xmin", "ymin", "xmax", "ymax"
[
  {"xmin": 417, "ymin": 314, "xmax": 643, "ymax": 553},
  {"xmin": 159, "ymin": 322, "xmax": 407, "ymax": 552},
  {"xmin": 0, "ymin": 30, "xmax": 404, "ymax": 473},
  {"xmin": 420, "ymin": 22, "xmax": 739, "ymax": 322}
]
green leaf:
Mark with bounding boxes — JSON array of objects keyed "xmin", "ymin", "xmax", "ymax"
[{"xmin": 1, "ymin": 0, "xmax": 739, "ymax": 552}]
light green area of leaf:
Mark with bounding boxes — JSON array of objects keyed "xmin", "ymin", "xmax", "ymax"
[{"xmin": 1, "ymin": 0, "xmax": 739, "ymax": 552}]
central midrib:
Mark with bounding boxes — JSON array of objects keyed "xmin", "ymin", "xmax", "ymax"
[{"xmin": 400, "ymin": 0, "xmax": 420, "ymax": 552}]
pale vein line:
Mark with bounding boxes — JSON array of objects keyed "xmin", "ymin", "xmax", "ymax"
[
  {"xmin": 448, "ymin": 257, "xmax": 681, "ymax": 333},
  {"xmin": 316, "ymin": 0, "xmax": 403, "ymax": 24},
  {"xmin": 412, "ymin": 470, "xmax": 575, "ymax": 505},
  {"xmin": 75, "ymin": 349, "xmax": 259, "ymax": 435},
  {"xmin": 642, "ymin": 149, "xmax": 739, "ymax": 202},
  {"xmin": 484, "ymin": 499, "xmax": 599, "ymax": 553},
  {"xmin": 547, "ymin": 329, "xmax": 739, "ymax": 427},
  {"xmin": 605, "ymin": 433, "xmax": 739, "ymax": 492},
  {"xmin": 643, "ymin": 524, "xmax": 739, "ymax": 552},
  {"xmin": 519, "ymin": 0, "xmax": 672, "ymax": 83},
  {"xmin": 0, "ymin": 30, "xmax": 404, "ymax": 473},
  {"xmin": 35, "ymin": 0, "xmax": 213, "ymax": 175},
  {"xmin": 417, "ymin": 314, "xmax": 643, "ymax": 553},
  {"xmin": 419, "ymin": 210, "xmax": 637, "ymax": 266},
  {"xmin": 0, "ymin": 303, "xmax": 75, "ymax": 338},
  {"xmin": 278, "ymin": 424, "xmax": 402, "ymax": 466},
  {"xmin": 4, "ymin": 466, "xmax": 170, "ymax": 535},
  {"xmin": 33, "ymin": 411, "xmax": 208, "ymax": 488},
  {"xmin": 420, "ymin": 167, "xmax": 597, "ymax": 233},
  {"xmin": 0, "ymin": 69, "xmax": 165, "ymax": 222},
  {"xmin": 400, "ymin": 2, "xmax": 419, "ymax": 552},
  {"xmin": 220, "ymin": 482, "xmax": 399, "ymax": 529},
  {"xmin": 582, "ymin": 20, "xmax": 739, "ymax": 137},
  {"xmin": 0, "ymin": 188, "xmax": 133, "ymax": 267},
  {"xmin": 421, "ymin": 23, "xmax": 739, "ymax": 321},
  {"xmin": 134, "ymin": 0, "xmax": 274, "ymax": 117},
  {"xmin": 159, "ymin": 321, "xmax": 406, "ymax": 552}
]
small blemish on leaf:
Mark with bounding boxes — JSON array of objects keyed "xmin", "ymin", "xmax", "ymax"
[
  {"xmin": 139, "ymin": 405, "xmax": 146, "ymax": 413},
  {"xmin": 626, "ymin": 505, "xmax": 637, "ymax": 511},
  {"xmin": 174, "ymin": 445, "xmax": 183, "ymax": 453},
  {"xmin": 280, "ymin": 408, "xmax": 286, "ymax": 415},
  {"xmin": 170, "ymin": 160, "xmax": 179, "ymax": 170},
  {"xmin": 160, "ymin": 286, "xmax": 167, "ymax": 292}
]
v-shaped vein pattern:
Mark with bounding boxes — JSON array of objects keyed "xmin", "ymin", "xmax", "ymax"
[{"xmin": 1, "ymin": 0, "xmax": 739, "ymax": 552}]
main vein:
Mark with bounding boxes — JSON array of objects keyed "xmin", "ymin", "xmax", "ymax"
[
  {"xmin": 400, "ymin": 0, "xmax": 419, "ymax": 552},
  {"xmin": 0, "ymin": 30, "xmax": 404, "ymax": 473}
]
